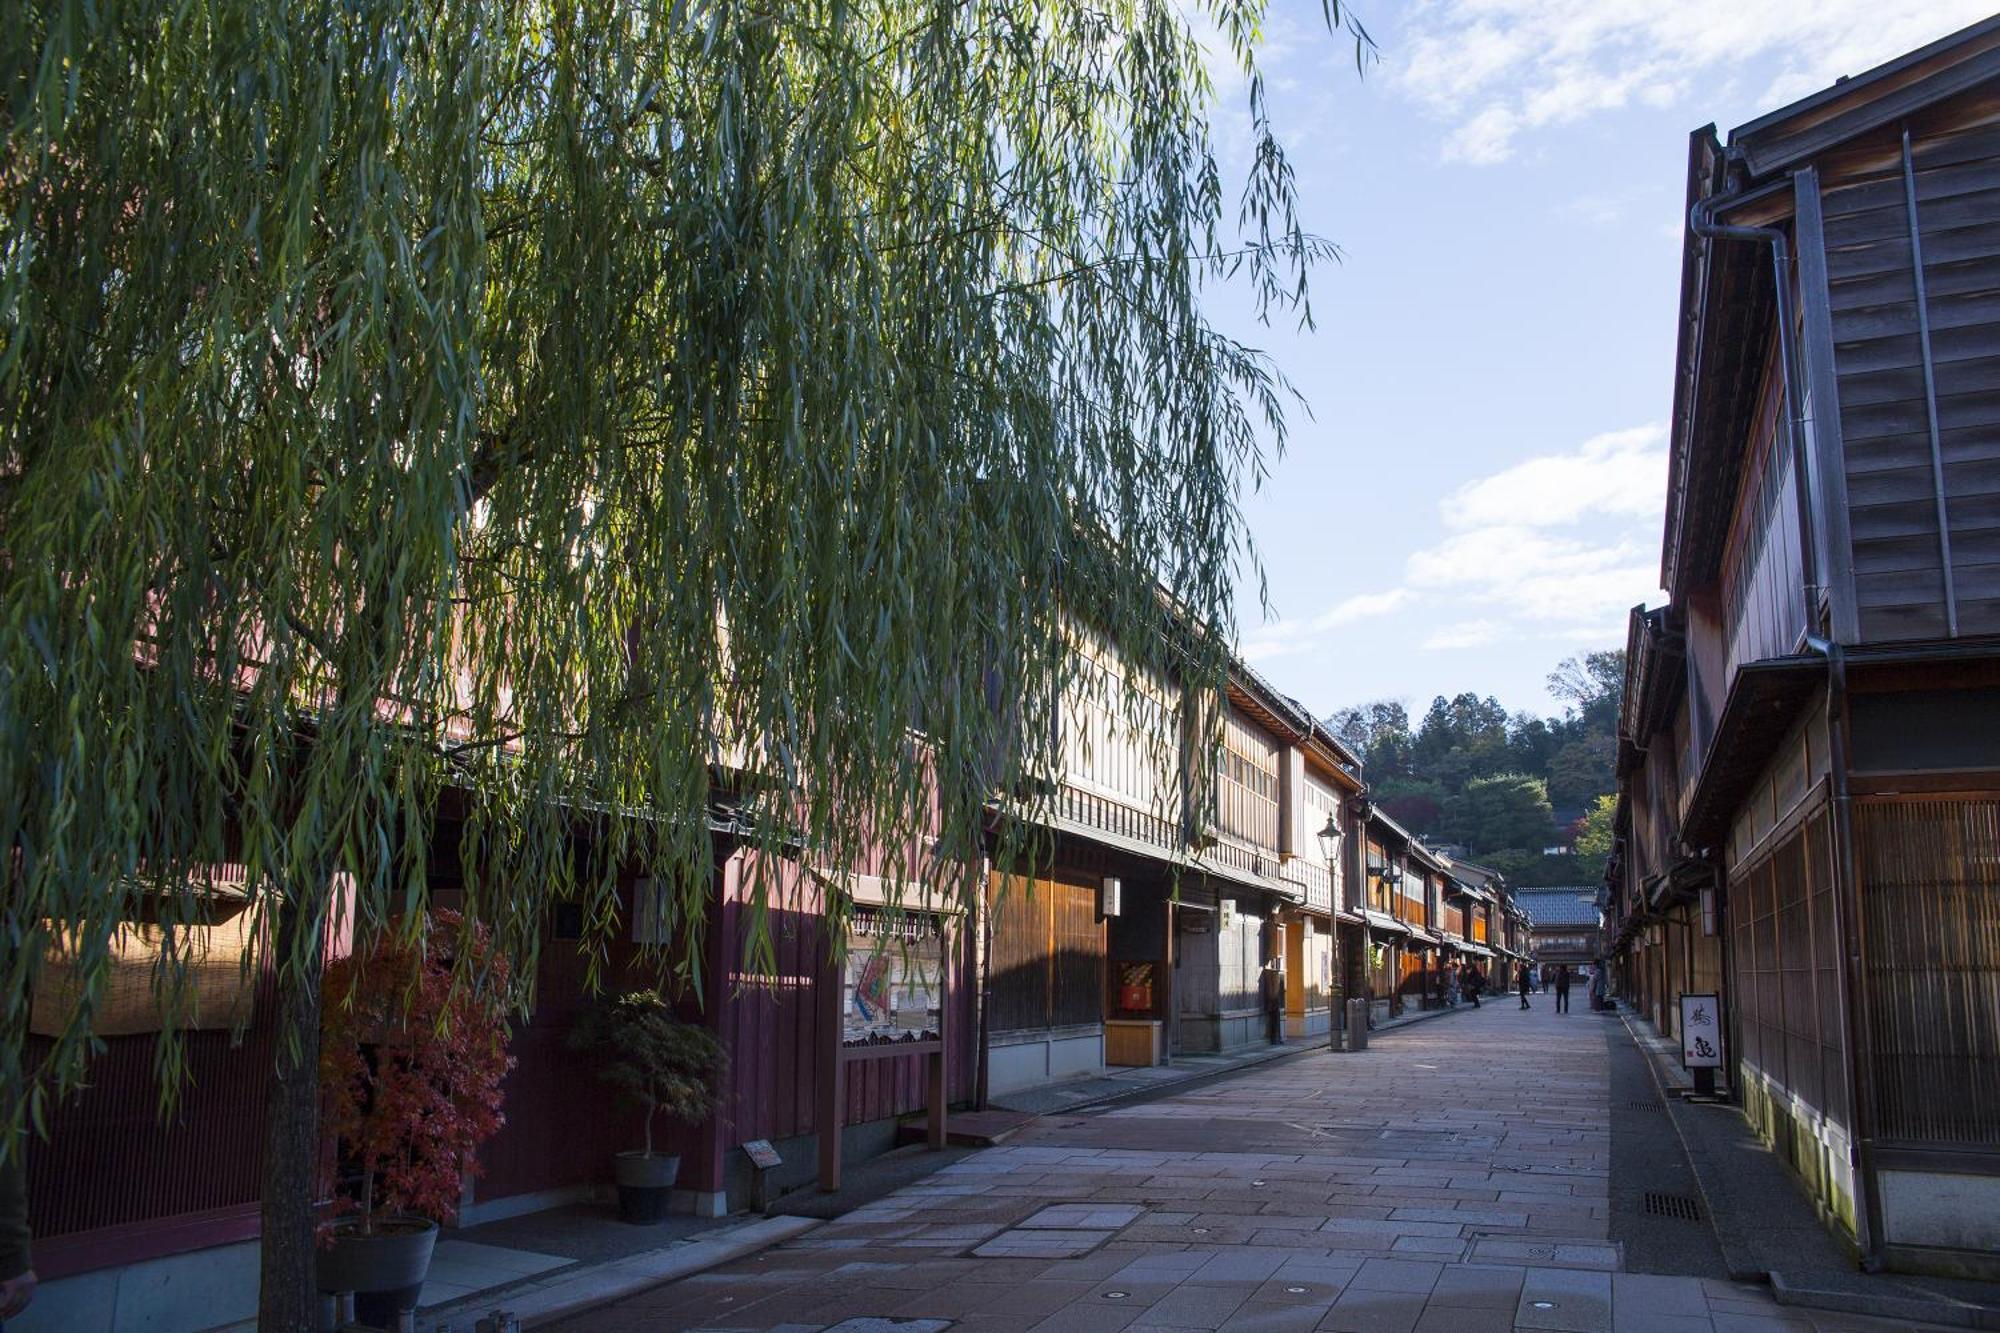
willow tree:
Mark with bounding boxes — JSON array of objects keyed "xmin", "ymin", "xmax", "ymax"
[{"xmin": 1, "ymin": 0, "xmax": 1365, "ymax": 1320}]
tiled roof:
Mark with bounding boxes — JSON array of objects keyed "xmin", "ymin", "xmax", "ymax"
[{"xmin": 1514, "ymin": 889, "xmax": 1602, "ymax": 929}]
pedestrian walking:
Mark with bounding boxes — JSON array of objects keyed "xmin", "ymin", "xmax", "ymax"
[
  {"xmin": 1262, "ymin": 957, "xmax": 1285, "ymax": 1045},
  {"xmin": 1516, "ymin": 960, "xmax": 1531, "ymax": 1009},
  {"xmin": 1, "ymin": 1145, "xmax": 35, "ymax": 1330},
  {"xmin": 1464, "ymin": 964, "xmax": 1482, "ymax": 1008},
  {"xmin": 1554, "ymin": 964, "xmax": 1572, "ymax": 1014}
]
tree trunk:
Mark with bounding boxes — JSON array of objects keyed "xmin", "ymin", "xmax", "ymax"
[{"xmin": 259, "ymin": 884, "xmax": 326, "ymax": 1329}]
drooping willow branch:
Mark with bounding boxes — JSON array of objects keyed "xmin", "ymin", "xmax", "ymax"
[{"xmin": 0, "ymin": 0, "xmax": 1371, "ymax": 1152}]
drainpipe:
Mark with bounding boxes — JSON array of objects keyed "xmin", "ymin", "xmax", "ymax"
[
  {"xmin": 1804, "ymin": 633, "xmax": 1886, "ymax": 1269},
  {"xmin": 1689, "ymin": 175, "xmax": 1823, "ymax": 640}
]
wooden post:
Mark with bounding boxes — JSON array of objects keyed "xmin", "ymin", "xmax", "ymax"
[
  {"xmin": 927, "ymin": 1048, "xmax": 947, "ymax": 1150},
  {"xmin": 927, "ymin": 922, "xmax": 949, "ymax": 1150},
  {"xmin": 1162, "ymin": 896, "xmax": 1177, "ymax": 1066},
  {"xmin": 817, "ymin": 933, "xmax": 844, "ymax": 1192}
]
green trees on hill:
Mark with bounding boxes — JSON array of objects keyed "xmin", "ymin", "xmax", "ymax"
[
  {"xmin": 1328, "ymin": 650, "xmax": 1623, "ymax": 886},
  {"xmin": 1436, "ymin": 774, "xmax": 1556, "ymax": 854}
]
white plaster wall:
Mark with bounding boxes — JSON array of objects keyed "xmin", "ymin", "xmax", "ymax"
[
  {"xmin": 1879, "ymin": 1170, "xmax": 2000, "ymax": 1252},
  {"xmin": 987, "ymin": 1030, "xmax": 1105, "ymax": 1094}
]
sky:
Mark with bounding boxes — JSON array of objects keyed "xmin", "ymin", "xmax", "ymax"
[{"xmin": 1212, "ymin": 0, "xmax": 1992, "ymax": 720}]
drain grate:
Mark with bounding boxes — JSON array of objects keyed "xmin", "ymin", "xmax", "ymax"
[
  {"xmin": 1644, "ymin": 1191, "xmax": 1704, "ymax": 1222},
  {"xmin": 1626, "ymin": 1100, "xmax": 1664, "ymax": 1112}
]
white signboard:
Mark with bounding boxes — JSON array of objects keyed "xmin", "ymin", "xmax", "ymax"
[{"xmin": 1680, "ymin": 992, "xmax": 1723, "ymax": 1068}]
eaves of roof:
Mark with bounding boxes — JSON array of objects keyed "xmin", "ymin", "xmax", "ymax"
[{"xmin": 1728, "ymin": 16, "xmax": 2000, "ymax": 177}]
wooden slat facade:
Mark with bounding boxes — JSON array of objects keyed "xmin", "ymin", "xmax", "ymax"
[{"xmin": 1816, "ymin": 108, "xmax": 2000, "ymax": 640}]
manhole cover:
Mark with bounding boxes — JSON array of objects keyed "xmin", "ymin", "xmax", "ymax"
[{"xmin": 1644, "ymin": 1191, "xmax": 1704, "ymax": 1222}]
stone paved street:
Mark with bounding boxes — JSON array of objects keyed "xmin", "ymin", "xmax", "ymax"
[{"xmin": 554, "ymin": 1004, "xmax": 1945, "ymax": 1333}]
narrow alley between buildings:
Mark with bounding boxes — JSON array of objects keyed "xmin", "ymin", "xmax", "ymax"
[{"xmin": 557, "ymin": 1004, "xmax": 1940, "ymax": 1333}]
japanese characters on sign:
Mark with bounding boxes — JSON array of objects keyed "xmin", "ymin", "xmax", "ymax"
[{"xmin": 1680, "ymin": 992, "xmax": 1723, "ymax": 1068}]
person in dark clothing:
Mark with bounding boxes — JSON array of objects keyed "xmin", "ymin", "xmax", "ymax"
[
  {"xmin": 0, "ymin": 1146, "xmax": 35, "ymax": 1328},
  {"xmin": 1463, "ymin": 964, "xmax": 1483, "ymax": 1008},
  {"xmin": 1554, "ymin": 965, "xmax": 1572, "ymax": 1014},
  {"xmin": 1263, "ymin": 959, "xmax": 1286, "ymax": 1045},
  {"xmin": 1516, "ymin": 961, "xmax": 1531, "ymax": 1009}
]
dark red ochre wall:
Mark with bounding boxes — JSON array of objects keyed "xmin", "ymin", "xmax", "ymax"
[{"xmin": 36, "ymin": 846, "xmax": 977, "ymax": 1274}]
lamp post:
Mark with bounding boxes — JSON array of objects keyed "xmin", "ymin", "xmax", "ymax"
[{"xmin": 1317, "ymin": 813, "xmax": 1345, "ymax": 1051}]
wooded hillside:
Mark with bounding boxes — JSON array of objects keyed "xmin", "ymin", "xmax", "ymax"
[{"xmin": 1327, "ymin": 651, "xmax": 1621, "ymax": 886}]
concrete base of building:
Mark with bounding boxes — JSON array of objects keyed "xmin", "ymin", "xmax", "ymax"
[
  {"xmin": 459, "ymin": 1182, "xmax": 614, "ymax": 1227},
  {"xmin": 675, "ymin": 1188, "xmax": 729, "ymax": 1219},
  {"xmin": 1285, "ymin": 1006, "xmax": 1331, "ymax": 1040},
  {"xmin": 1877, "ymin": 1170, "xmax": 2000, "ymax": 1281},
  {"xmin": 986, "ymin": 1024, "xmax": 1106, "ymax": 1094},
  {"xmin": 1175, "ymin": 1007, "xmax": 1265, "ymax": 1054}
]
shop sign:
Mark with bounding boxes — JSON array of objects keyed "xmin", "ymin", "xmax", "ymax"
[
  {"xmin": 1116, "ymin": 961, "xmax": 1155, "ymax": 1013},
  {"xmin": 1680, "ymin": 992, "xmax": 1723, "ymax": 1068}
]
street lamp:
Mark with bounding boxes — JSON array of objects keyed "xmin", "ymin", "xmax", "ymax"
[
  {"xmin": 1316, "ymin": 812, "xmax": 1343, "ymax": 863},
  {"xmin": 1316, "ymin": 811, "xmax": 1346, "ymax": 1053}
]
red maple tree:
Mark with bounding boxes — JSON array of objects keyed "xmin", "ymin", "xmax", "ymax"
[{"xmin": 319, "ymin": 910, "xmax": 515, "ymax": 1231}]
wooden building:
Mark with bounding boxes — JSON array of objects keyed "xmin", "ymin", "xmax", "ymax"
[
  {"xmin": 1513, "ymin": 889, "xmax": 1603, "ymax": 972},
  {"xmin": 1606, "ymin": 15, "xmax": 2000, "ymax": 1276},
  {"xmin": 984, "ymin": 638, "xmax": 1366, "ymax": 1089},
  {"xmin": 1440, "ymin": 858, "xmax": 1505, "ymax": 993},
  {"xmin": 20, "ymin": 807, "xmax": 979, "ymax": 1331}
]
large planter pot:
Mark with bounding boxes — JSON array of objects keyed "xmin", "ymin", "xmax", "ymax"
[
  {"xmin": 317, "ymin": 1214, "xmax": 439, "ymax": 1325},
  {"xmin": 614, "ymin": 1150, "xmax": 680, "ymax": 1224}
]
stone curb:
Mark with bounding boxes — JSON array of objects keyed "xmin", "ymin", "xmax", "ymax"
[
  {"xmin": 426, "ymin": 1213, "xmax": 823, "ymax": 1330},
  {"xmin": 1768, "ymin": 1271, "xmax": 2000, "ymax": 1330}
]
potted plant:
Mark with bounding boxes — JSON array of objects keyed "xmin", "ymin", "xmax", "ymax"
[
  {"xmin": 317, "ymin": 910, "xmax": 515, "ymax": 1324},
  {"xmin": 568, "ymin": 990, "xmax": 726, "ymax": 1223}
]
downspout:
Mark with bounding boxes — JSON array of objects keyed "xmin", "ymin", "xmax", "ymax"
[{"xmin": 1806, "ymin": 633, "xmax": 1886, "ymax": 1271}]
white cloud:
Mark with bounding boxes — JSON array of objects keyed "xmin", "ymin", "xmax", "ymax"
[
  {"xmin": 1424, "ymin": 619, "xmax": 1505, "ymax": 650},
  {"xmin": 1442, "ymin": 424, "xmax": 1667, "ymax": 531},
  {"xmin": 1404, "ymin": 422, "xmax": 1667, "ymax": 639},
  {"xmin": 1407, "ymin": 525, "xmax": 1656, "ymax": 625},
  {"xmin": 1443, "ymin": 106, "xmax": 1522, "ymax": 166},
  {"xmin": 1392, "ymin": 1, "xmax": 1995, "ymax": 164},
  {"xmin": 1238, "ymin": 618, "xmax": 1310, "ymax": 664},
  {"xmin": 1237, "ymin": 587, "xmax": 1414, "ymax": 665},
  {"xmin": 1312, "ymin": 587, "xmax": 1412, "ymax": 629}
]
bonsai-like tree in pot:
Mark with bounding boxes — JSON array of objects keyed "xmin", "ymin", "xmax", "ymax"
[
  {"xmin": 568, "ymin": 989, "xmax": 725, "ymax": 1221},
  {"xmin": 317, "ymin": 910, "xmax": 515, "ymax": 1309}
]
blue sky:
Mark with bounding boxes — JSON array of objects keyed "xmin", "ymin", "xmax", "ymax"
[{"xmin": 1213, "ymin": 0, "xmax": 1990, "ymax": 719}]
